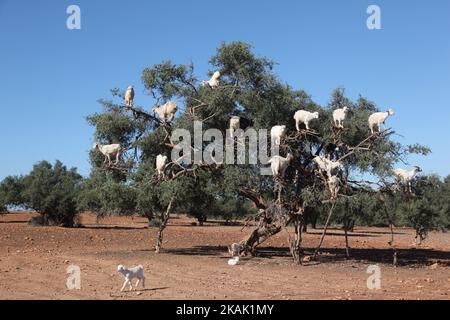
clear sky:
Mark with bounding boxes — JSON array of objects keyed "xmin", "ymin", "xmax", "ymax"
[{"xmin": 0, "ymin": 0, "xmax": 449, "ymax": 180}]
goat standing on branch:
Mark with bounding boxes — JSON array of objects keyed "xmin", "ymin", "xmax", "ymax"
[
  {"xmin": 268, "ymin": 153, "xmax": 293, "ymax": 178},
  {"xmin": 368, "ymin": 108, "xmax": 395, "ymax": 134},
  {"xmin": 294, "ymin": 110, "xmax": 319, "ymax": 131},
  {"xmin": 229, "ymin": 116, "xmax": 240, "ymax": 138},
  {"xmin": 124, "ymin": 85, "xmax": 135, "ymax": 107},
  {"xmin": 333, "ymin": 106, "xmax": 349, "ymax": 129},
  {"xmin": 153, "ymin": 101, "xmax": 178, "ymax": 122},
  {"xmin": 313, "ymin": 156, "xmax": 341, "ymax": 176},
  {"xmin": 270, "ymin": 125, "xmax": 287, "ymax": 146},
  {"xmin": 156, "ymin": 154, "xmax": 168, "ymax": 178},
  {"xmin": 93, "ymin": 143, "xmax": 123, "ymax": 165},
  {"xmin": 393, "ymin": 166, "xmax": 422, "ymax": 192},
  {"xmin": 201, "ymin": 71, "xmax": 221, "ymax": 89}
]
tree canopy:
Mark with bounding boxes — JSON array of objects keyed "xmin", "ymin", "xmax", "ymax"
[
  {"xmin": 0, "ymin": 160, "xmax": 82, "ymax": 227},
  {"xmin": 75, "ymin": 41, "xmax": 446, "ymax": 260}
]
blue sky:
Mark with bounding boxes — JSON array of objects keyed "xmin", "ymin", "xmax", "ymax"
[{"xmin": 0, "ymin": 0, "xmax": 449, "ymax": 180}]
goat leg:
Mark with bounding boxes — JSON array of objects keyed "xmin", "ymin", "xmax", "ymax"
[
  {"xmin": 128, "ymin": 279, "xmax": 134, "ymax": 291},
  {"xmin": 120, "ymin": 280, "xmax": 128, "ymax": 292}
]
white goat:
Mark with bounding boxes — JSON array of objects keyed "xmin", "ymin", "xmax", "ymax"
[
  {"xmin": 368, "ymin": 108, "xmax": 395, "ymax": 134},
  {"xmin": 327, "ymin": 175, "xmax": 340, "ymax": 200},
  {"xmin": 93, "ymin": 143, "xmax": 122, "ymax": 165},
  {"xmin": 201, "ymin": 71, "xmax": 221, "ymax": 89},
  {"xmin": 294, "ymin": 110, "xmax": 319, "ymax": 131},
  {"xmin": 270, "ymin": 125, "xmax": 287, "ymax": 145},
  {"xmin": 117, "ymin": 265, "xmax": 146, "ymax": 292},
  {"xmin": 393, "ymin": 166, "xmax": 422, "ymax": 192},
  {"xmin": 268, "ymin": 153, "xmax": 294, "ymax": 177},
  {"xmin": 229, "ymin": 116, "xmax": 240, "ymax": 138},
  {"xmin": 228, "ymin": 242, "xmax": 242, "ymax": 257},
  {"xmin": 156, "ymin": 154, "xmax": 168, "ymax": 178},
  {"xmin": 152, "ymin": 101, "xmax": 178, "ymax": 122},
  {"xmin": 313, "ymin": 156, "xmax": 341, "ymax": 176},
  {"xmin": 333, "ymin": 106, "xmax": 349, "ymax": 129},
  {"xmin": 124, "ymin": 85, "xmax": 134, "ymax": 107}
]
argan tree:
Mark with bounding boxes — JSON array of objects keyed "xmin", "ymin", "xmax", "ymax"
[
  {"xmin": 83, "ymin": 41, "xmax": 431, "ymax": 261},
  {"xmin": 0, "ymin": 160, "xmax": 82, "ymax": 227}
]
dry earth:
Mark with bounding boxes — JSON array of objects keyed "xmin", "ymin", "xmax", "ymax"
[{"xmin": 0, "ymin": 212, "xmax": 449, "ymax": 300}]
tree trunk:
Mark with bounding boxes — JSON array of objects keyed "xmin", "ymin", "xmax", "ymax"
[
  {"xmin": 241, "ymin": 219, "xmax": 283, "ymax": 255},
  {"xmin": 343, "ymin": 204, "xmax": 351, "ymax": 259},
  {"xmin": 285, "ymin": 217, "xmax": 303, "ymax": 264},
  {"xmin": 312, "ymin": 201, "xmax": 336, "ymax": 259},
  {"xmin": 388, "ymin": 222, "xmax": 398, "ymax": 267},
  {"xmin": 155, "ymin": 197, "xmax": 174, "ymax": 253},
  {"xmin": 382, "ymin": 198, "xmax": 398, "ymax": 267},
  {"xmin": 344, "ymin": 217, "xmax": 350, "ymax": 259},
  {"xmin": 238, "ymin": 188, "xmax": 302, "ymax": 262}
]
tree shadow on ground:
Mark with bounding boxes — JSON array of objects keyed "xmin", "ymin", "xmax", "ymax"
[
  {"xmin": 163, "ymin": 245, "xmax": 450, "ymax": 267},
  {"xmin": 304, "ymin": 230, "xmax": 380, "ymax": 238},
  {"xmin": 350, "ymin": 230, "xmax": 408, "ymax": 235},
  {"xmin": 79, "ymin": 225, "xmax": 147, "ymax": 230},
  {"xmin": 0, "ymin": 220, "xmax": 28, "ymax": 224},
  {"xmin": 167, "ymin": 222, "xmax": 245, "ymax": 227},
  {"xmin": 257, "ymin": 246, "xmax": 450, "ymax": 267},
  {"xmin": 163, "ymin": 246, "xmax": 228, "ymax": 257}
]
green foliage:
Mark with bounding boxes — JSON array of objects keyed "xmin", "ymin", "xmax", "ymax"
[
  {"xmin": 0, "ymin": 175, "xmax": 25, "ymax": 213},
  {"xmin": 0, "ymin": 202, "xmax": 6, "ymax": 214},
  {"xmin": 215, "ymin": 198, "xmax": 257, "ymax": 222},
  {"xmin": 0, "ymin": 160, "xmax": 82, "ymax": 227},
  {"xmin": 406, "ymin": 175, "xmax": 450, "ymax": 232},
  {"xmin": 78, "ymin": 170, "xmax": 137, "ymax": 217}
]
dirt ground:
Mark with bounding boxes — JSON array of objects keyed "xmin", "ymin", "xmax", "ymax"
[{"xmin": 0, "ymin": 212, "xmax": 449, "ymax": 300}]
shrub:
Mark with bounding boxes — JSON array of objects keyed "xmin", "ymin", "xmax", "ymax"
[{"xmin": 0, "ymin": 160, "xmax": 83, "ymax": 227}]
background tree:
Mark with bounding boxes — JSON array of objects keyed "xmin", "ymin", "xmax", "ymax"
[{"xmin": 0, "ymin": 160, "xmax": 82, "ymax": 227}]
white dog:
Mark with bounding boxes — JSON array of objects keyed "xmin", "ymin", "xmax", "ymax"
[{"xmin": 117, "ymin": 264, "xmax": 146, "ymax": 291}]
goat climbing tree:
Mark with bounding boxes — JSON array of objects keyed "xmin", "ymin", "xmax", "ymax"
[{"xmin": 84, "ymin": 41, "xmax": 430, "ymax": 262}]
